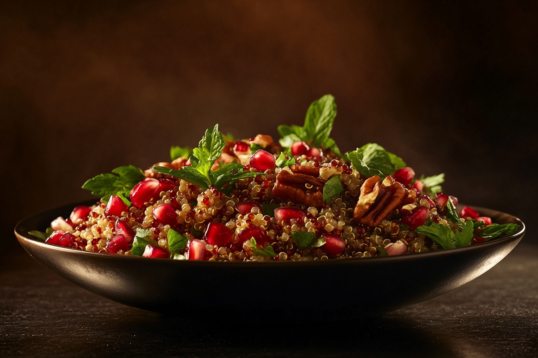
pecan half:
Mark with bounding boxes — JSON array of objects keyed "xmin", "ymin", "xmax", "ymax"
[
  {"xmin": 272, "ymin": 168, "xmax": 325, "ymax": 207},
  {"xmin": 354, "ymin": 175, "xmax": 405, "ymax": 227},
  {"xmin": 290, "ymin": 164, "xmax": 320, "ymax": 177}
]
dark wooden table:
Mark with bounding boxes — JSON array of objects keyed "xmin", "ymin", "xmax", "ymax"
[{"xmin": 1, "ymin": 243, "xmax": 537, "ymax": 357}]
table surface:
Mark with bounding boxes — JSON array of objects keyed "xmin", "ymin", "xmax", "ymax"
[{"xmin": 1, "ymin": 242, "xmax": 537, "ymax": 358}]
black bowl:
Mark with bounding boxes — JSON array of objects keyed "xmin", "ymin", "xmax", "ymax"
[{"xmin": 15, "ymin": 200, "xmax": 525, "ymax": 323}]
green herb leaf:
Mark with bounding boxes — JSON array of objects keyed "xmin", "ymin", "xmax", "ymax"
[
  {"xmin": 275, "ymin": 153, "xmax": 296, "ymax": 167},
  {"xmin": 453, "ymin": 220, "xmax": 474, "ymax": 247},
  {"xmin": 193, "ymin": 124, "xmax": 225, "ymax": 163},
  {"xmin": 477, "ymin": 223, "xmax": 519, "ymax": 239},
  {"xmin": 221, "ymin": 133, "xmax": 235, "ymax": 142},
  {"xmin": 167, "ymin": 229, "xmax": 189, "ymax": 254},
  {"xmin": 153, "ymin": 166, "xmax": 209, "ymax": 189},
  {"xmin": 82, "ymin": 165, "xmax": 145, "ymax": 198},
  {"xmin": 117, "ymin": 192, "xmax": 132, "ymax": 207},
  {"xmin": 347, "ymin": 143, "xmax": 405, "ymax": 177},
  {"xmin": 419, "ymin": 173, "xmax": 445, "ymax": 197},
  {"xmin": 211, "ymin": 164, "xmax": 262, "ymax": 191},
  {"xmin": 170, "ymin": 146, "xmax": 192, "ymax": 161},
  {"xmin": 323, "ymin": 175, "xmax": 344, "ymax": 203},
  {"xmin": 400, "ymin": 225, "xmax": 410, "ymax": 230},
  {"xmin": 45, "ymin": 227, "xmax": 54, "ymax": 236},
  {"xmin": 446, "ymin": 199, "xmax": 462, "ymax": 224},
  {"xmin": 250, "ymin": 238, "xmax": 277, "ymax": 257},
  {"xmin": 190, "ymin": 227, "xmax": 203, "ymax": 238},
  {"xmin": 28, "ymin": 230, "xmax": 47, "ymax": 241},
  {"xmin": 262, "ymin": 203, "xmax": 280, "ymax": 217},
  {"xmin": 291, "ymin": 231, "xmax": 318, "ymax": 249},
  {"xmin": 304, "ymin": 94, "xmax": 337, "ymax": 147},
  {"xmin": 131, "ymin": 229, "xmax": 156, "ymax": 256},
  {"xmin": 377, "ymin": 247, "xmax": 388, "ymax": 256},
  {"xmin": 415, "ymin": 223, "xmax": 456, "ymax": 249},
  {"xmin": 250, "ymin": 143, "xmax": 263, "ymax": 152}
]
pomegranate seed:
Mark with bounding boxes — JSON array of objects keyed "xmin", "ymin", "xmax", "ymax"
[
  {"xmin": 401, "ymin": 206, "xmax": 429, "ymax": 229},
  {"xmin": 291, "ymin": 141, "xmax": 309, "ymax": 156},
  {"xmin": 393, "ymin": 167, "xmax": 415, "ymax": 186},
  {"xmin": 476, "ymin": 216, "xmax": 492, "ymax": 225},
  {"xmin": 238, "ymin": 226, "xmax": 269, "ymax": 245},
  {"xmin": 412, "ymin": 180, "xmax": 424, "ymax": 192},
  {"xmin": 274, "ymin": 207, "xmax": 306, "ymax": 221},
  {"xmin": 205, "ymin": 222, "xmax": 233, "ymax": 246},
  {"xmin": 58, "ymin": 233, "xmax": 76, "ymax": 247},
  {"xmin": 158, "ymin": 178, "xmax": 176, "ymax": 193},
  {"xmin": 243, "ymin": 165, "xmax": 250, "ymax": 171},
  {"xmin": 69, "ymin": 206, "xmax": 92, "ymax": 224},
  {"xmin": 306, "ymin": 147, "xmax": 323, "ymax": 161},
  {"xmin": 460, "ymin": 206, "xmax": 480, "ymax": 219},
  {"xmin": 142, "ymin": 245, "xmax": 169, "ymax": 259},
  {"xmin": 188, "ymin": 239, "xmax": 206, "ymax": 260},
  {"xmin": 435, "ymin": 193, "xmax": 449, "ymax": 207},
  {"xmin": 473, "ymin": 237, "xmax": 487, "ymax": 244},
  {"xmin": 321, "ymin": 233, "xmax": 345, "ymax": 256},
  {"xmin": 153, "ymin": 204, "xmax": 177, "ymax": 225},
  {"xmin": 105, "ymin": 195, "xmax": 129, "ymax": 217},
  {"xmin": 46, "ymin": 230, "xmax": 64, "ymax": 245},
  {"xmin": 234, "ymin": 141, "xmax": 250, "ymax": 153},
  {"xmin": 185, "ymin": 158, "xmax": 192, "ymax": 166},
  {"xmin": 449, "ymin": 196, "xmax": 458, "ymax": 207},
  {"xmin": 129, "ymin": 178, "xmax": 160, "ymax": 208},
  {"xmin": 384, "ymin": 240, "xmax": 407, "ymax": 256},
  {"xmin": 250, "ymin": 149, "xmax": 276, "ymax": 171},
  {"xmin": 115, "ymin": 220, "xmax": 135, "ymax": 242},
  {"xmin": 235, "ymin": 202, "xmax": 260, "ymax": 215},
  {"xmin": 51, "ymin": 217, "xmax": 74, "ymax": 232},
  {"xmin": 107, "ymin": 234, "xmax": 128, "ymax": 254},
  {"xmin": 418, "ymin": 195, "xmax": 435, "ymax": 208}
]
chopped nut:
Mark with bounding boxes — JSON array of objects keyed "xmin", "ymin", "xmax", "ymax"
[{"xmin": 354, "ymin": 176, "xmax": 406, "ymax": 227}]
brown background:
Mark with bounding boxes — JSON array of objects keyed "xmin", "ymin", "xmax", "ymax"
[{"xmin": 1, "ymin": 0, "xmax": 537, "ymax": 260}]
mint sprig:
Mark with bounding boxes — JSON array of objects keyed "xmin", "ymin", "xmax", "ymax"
[
  {"xmin": 323, "ymin": 175, "xmax": 344, "ymax": 203},
  {"xmin": 250, "ymin": 238, "xmax": 277, "ymax": 257},
  {"xmin": 167, "ymin": 229, "xmax": 189, "ymax": 254},
  {"xmin": 291, "ymin": 231, "xmax": 324, "ymax": 249},
  {"xmin": 278, "ymin": 94, "xmax": 342, "ymax": 156},
  {"xmin": 82, "ymin": 165, "xmax": 145, "ymax": 202},
  {"xmin": 347, "ymin": 143, "xmax": 406, "ymax": 177},
  {"xmin": 170, "ymin": 146, "xmax": 192, "ymax": 161}
]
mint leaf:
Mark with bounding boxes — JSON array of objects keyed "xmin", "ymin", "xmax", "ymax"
[
  {"xmin": 377, "ymin": 247, "xmax": 388, "ymax": 256},
  {"xmin": 275, "ymin": 153, "xmax": 296, "ymax": 167},
  {"xmin": 323, "ymin": 175, "xmax": 344, "ymax": 203},
  {"xmin": 153, "ymin": 166, "xmax": 209, "ymax": 189},
  {"xmin": 400, "ymin": 225, "xmax": 410, "ymax": 230},
  {"xmin": 170, "ymin": 146, "xmax": 192, "ymax": 161},
  {"xmin": 132, "ymin": 229, "xmax": 156, "ymax": 256},
  {"xmin": 250, "ymin": 238, "xmax": 277, "ymax": 257},
  {"xmin": 193, "ymin": 124, "xmax": 225, "ymax": 163},
  {"xmin": 477, "ymin": 223, "xmax": 519, "ymax": 239},
  {"xmin": 347, "ymin": 143, "xmax": 405, "ymax": 177},
  {"xmin": 291, "ymin": 231, "xmax": 318, "ymax": 249},
  {"xmin": 167, "ymin": 229, "xmax": 188, "ymax": 254},
  {"xmin": 453, "ymin": 220, "xmax": 474, "ymax": 247},
  {"xmin": 28, "ymin": 230, "xmax": 47, "ymax": 241},
  {"xmin": 304, "ymin": 94, "xmax": 337, "ymax": 147},
  {"xmin": 446, "ymin": 199, "xmax": 462, "ymax": 224},
  {"xmin": 45, "ymin": 227, "xmax": 54, "ymax": 236},
  {"xmin": 190, "ymin": 227, "xmax": 203, "ymax": 238},
  {"xmin": 250, "ymin": 144, "xmax": 263, "ymax": 152},
  {"xmin": 211, "ymin": 164, "xmax": 262, "ymax": 191},
  {"xmin": 221, "ymin": 133, "xmax": 235, "ymax": 142},
  {"xmin": 415, "ymin": 223, "xmax": 456, "ymax": 249},
  {"xmin": 117, "ymin": 192, "xmax": 132, "ymax": 207},
  {"xmin": 262, "ymin": 203, "xmax": 280, "ymax": 217},
  {"xmin": 82, "ymin": 165, "xmax": 145, "ymax": 198},
  {"xmin": 419, "ymin": 173, "xmax": 445, "ymax": 197}
]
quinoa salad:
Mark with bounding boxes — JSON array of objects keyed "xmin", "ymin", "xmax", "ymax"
[{"xmin": 29, "ymin": 95, "xmax": 519, "ymax": 261}]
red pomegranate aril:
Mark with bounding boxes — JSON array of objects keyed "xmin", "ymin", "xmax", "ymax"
[
  {"xmin": 321, "ymin": 233, "xmax": 345, "ymax": 256},
  {"xmin": 250, "ymin": 149, "xmax": 275, "ymax": 171},
  {"xmin": 435, "ymin": 193, "xmax": 449, "ymax": 207},
  {"xmin": 238, "ymin": 226, "xmax": 269, "ymax": 245},
  {"xmin": 158, "ymin": 178, "xmax": 176, "ymax": 193},
  {"xmin": 418, "ymin": 195, "xmax": 435, "ymax": 208},
  {"xmin": 401, "ymin": 206, "xmax": 430, "ymax": 230},
  {"xmin": 306, "ymin": 147, "xmax": 323, "ymax": 161},
  {"xmin": 291, "ymin": 141, "xmax": 309, "ymax": 156},
  {"xmin": 70, "ymin": 206, "xmax": 92, "ymax": 224},
  {"xmin": 58, "ymin": 233, "xmax": 76, "ymax": 247},
  {"xmin": 449, "ymin": 196, "xmax": 458, "ymax": 207},
  {"xmin": 107, "ymin": 234, "xmax": 128, "ymax": 254},
  {"xmin": 460, "ymin": 206, "xmax": 480, "ymax": 219},
  {"xmin": 385, "ymin": 240, "xmax": 407, "ymax": 256},
  {"xmin": 393, "ymin": 167, "xmax": 415, "ymax": 186},
  {"xmin": 153, "ymin": 204, "xmax": 177, "ymax": 225},
  {"xmin": 142, "ymin": 245, "xmax": 169, "ymax": 259},
  {"xmin": 234, "ymin": 141, "xmax": 250, "ymax": 153},
  {"xmin": 115, "ymin": 220, "xmax": 135, "ymax": 242},
  {"xmin": 476, "ymin": 216, "xmax": 492, "ymax": 225},
  {"xmin": 412, "ymin": 180, "xmax": 424, "ymax": 192},
  {"xmin": 185, "ymin": 158, "xmax": 192, "ymax": 166},
  {"xmin": 188, "ymin": 239, "xmax": 206, "ymax": 260},
  {"xmin": 51, "ymin": 217, "xmax": 74, "ymax": 232},
  {"xmin": 46, "ymin": 230, "xmax": 64, "ymax": 245},
  {"xmin": 274, "ymin": 207, "xmax": 306, "ymax": 221},
  {"xmin": 105, "ymin": 195, "xmax": 129, "ymax": 217},
  {"xmin": 235, "ymin": 202, "xmax": 260, "ymax": 215},
  {"xmin": 205, "ymin": 222, "xmax": 233, "ymax": 246},
  {"xmin": 129, "ymin": 178, "xmax": 160, "ymax": 208}
]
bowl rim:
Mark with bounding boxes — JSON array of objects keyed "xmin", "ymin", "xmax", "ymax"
[{"xmin": 14, "ymin": 200, "xmax": 526, "ymax": 268}]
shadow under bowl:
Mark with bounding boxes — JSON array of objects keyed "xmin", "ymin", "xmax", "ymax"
[{"xmin": 15, "ymin": 200, "xmax": 525, "ymax": 323}]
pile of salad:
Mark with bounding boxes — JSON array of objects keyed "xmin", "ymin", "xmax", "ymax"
[{"xmin": 29, "ymin": 95, "xmax": 519, "ymax": 261}]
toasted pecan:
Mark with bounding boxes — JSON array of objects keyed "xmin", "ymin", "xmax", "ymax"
[
  {"xmin": 272, "ymin": 169, "xmax": 325, "ymax": 207},
  {"xmin": 354, "ymin": 176, "xmax": 405, "ymax": 227}
]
